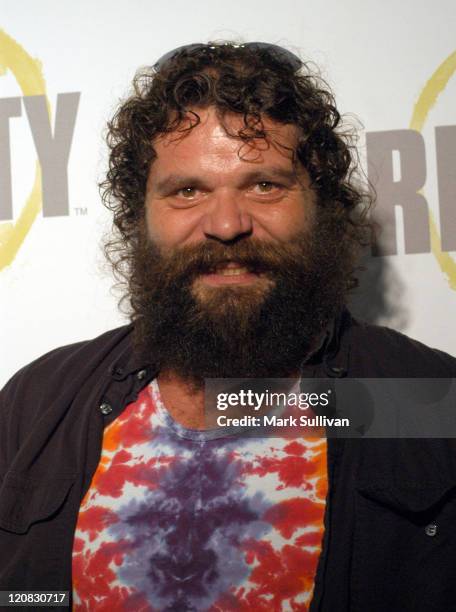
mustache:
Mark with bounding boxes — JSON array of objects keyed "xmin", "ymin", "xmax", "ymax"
[{"xmin": 142, "ymin": 234, "xmax": 310, "ymax": 286}]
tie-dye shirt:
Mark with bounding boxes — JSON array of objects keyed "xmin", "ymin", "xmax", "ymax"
[{"xmin": 72, "ymin": 379, "xmax": 328, "ymax": 611}]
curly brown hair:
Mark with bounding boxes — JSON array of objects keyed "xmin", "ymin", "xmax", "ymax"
[{"xmin": 100, "ymin": 42, "xmax": 372, "ymax": 301}]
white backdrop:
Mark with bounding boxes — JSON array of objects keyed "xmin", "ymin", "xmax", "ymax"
[{"xmin": 1, "ymin": 0, "xmax": 455, "ymax": 386}]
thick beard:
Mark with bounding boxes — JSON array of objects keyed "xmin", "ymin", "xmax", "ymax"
[{"xmin": 129, "ymin": 208, "xmax": 355, "ymax": 383}]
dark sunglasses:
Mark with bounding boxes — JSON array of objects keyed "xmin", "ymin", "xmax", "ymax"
[{"xmin": 153, "ymin": 42, "xmax": 302, "ymax": 72}]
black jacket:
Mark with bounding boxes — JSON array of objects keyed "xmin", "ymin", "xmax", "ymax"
[{"xmin": 1, "ymin": 309, "xmax": 456, "ymax": 611}]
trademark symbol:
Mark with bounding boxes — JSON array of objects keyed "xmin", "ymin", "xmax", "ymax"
[{"xmin": 73, "ymin": 206, "xmax": 88, "ymax": 216}]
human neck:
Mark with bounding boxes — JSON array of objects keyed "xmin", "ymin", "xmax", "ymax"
[
  {"xmin": 156, "ymin": 362, "xmax": 305, "ymax": 430},
  {"xmin": 157, "ymin": 370, "xmax": 207, "ymax": 430}
]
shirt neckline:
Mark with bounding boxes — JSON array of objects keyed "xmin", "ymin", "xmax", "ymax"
[{"xmin": 149, "ymin": 378, "xmax": 241, "ymax": 442}]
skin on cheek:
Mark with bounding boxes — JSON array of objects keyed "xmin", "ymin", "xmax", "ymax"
[
  {"xmin": 145, "ymin": 207, "xmax": 164, "ymax": 246},
  {"xmin": 146, "ymin": 205, "xmax": 205, "ymax": 248},
  {"xmin": 247, "ymin": 185, "xmax": 316, "ymax": 243}
]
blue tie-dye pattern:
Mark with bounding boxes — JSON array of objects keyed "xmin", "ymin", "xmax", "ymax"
[{"xmin": 107, "ymin": 384, "xmax": 272, "ymax": 611}]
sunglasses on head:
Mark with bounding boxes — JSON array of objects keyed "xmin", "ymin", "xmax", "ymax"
[{"xmin": 153, "ymin": 42, "xmax": 302, "ymax": 72}]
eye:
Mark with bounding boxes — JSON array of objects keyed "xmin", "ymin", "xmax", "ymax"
[
  {"xmin": 252, "ymin": 181, "xmax": 282, "ymax": 194},
  {"xmin": 177, "ymin": 186, "xmax": 198, "ymax": 198}
]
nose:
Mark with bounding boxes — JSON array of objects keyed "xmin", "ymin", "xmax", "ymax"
[{"xmin": 202, "ymin": 191, "xmax": 253, "ymax": 242}]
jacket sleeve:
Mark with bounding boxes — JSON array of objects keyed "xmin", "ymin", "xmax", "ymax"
[{"xmin": 0, "ymin": 368, "xmax": 23, "ymax": 478}]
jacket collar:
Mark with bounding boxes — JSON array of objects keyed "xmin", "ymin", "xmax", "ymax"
[{"xmin": 300, "ymin": 306, "xmax": 351, "ymax": 377}]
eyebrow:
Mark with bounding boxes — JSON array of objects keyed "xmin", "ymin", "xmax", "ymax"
[
  {"xmin": 152, "ymin": 167, "xmax": 299, "ymax": 195},
  {"xmin": 153, "ymin": 175, "xmax": 208, "ymax": 195},
  {"xmin": 238, "ymin": 168, "xmax": 299, "ymax": 187}
]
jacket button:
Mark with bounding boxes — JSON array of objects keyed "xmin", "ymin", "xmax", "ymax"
[
  {"xmin": 137, "ymin": 369, "xmax": 147, "ymax": 380},
  {"xmin": 425, "ymin": 523, "xmax": 438, "ymax": 537},
  {"xmin": 112, "ymin": 365, "xmax": 124, "ymax": 378},
  {"xmin": 99, "ymin": 402, "xmax": 113, "ymax": 416}
]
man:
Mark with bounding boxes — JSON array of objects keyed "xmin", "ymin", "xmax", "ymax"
[{"xmin": 1, "ymin": 42, "xmax": 456, "ymax": 611}]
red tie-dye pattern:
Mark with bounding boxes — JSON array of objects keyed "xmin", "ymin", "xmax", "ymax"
[
  {"xmin": 72, "ymin": 383, "xmax": 328, "ymax": 611},
  {"xmin": 264, "ymin": 498, "xmax": 325, "ymax": 539}
]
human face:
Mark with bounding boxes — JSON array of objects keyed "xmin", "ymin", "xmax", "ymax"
[{"xmin": 145, "ymin": 107, "xmax": 316, "ymax": 291}]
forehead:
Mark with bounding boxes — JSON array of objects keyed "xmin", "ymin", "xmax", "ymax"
[{"xmin": 152, "ymin": 107, "xmax": 299, "ymax": 169}]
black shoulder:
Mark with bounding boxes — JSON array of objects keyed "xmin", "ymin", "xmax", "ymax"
[
  {"xmin": 0, "ymin": 324, "xmax": 133, "ymax": 404},
  {"xmin": 0, "ymin": 324, "xmax": 134, "ymax": 468},
  {"xmin": 347, "ymin": 317, "xmax": 456, "ymax": 377}
]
